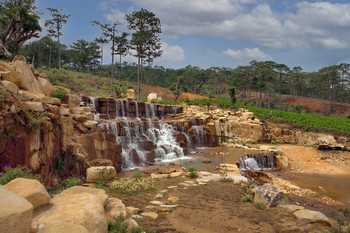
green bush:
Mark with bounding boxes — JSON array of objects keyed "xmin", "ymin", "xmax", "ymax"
[
  {"xmin": 53, "ymin": 90, "xmax": 67, "ymax": 102},
  {"xmin": 188, "ymin": 166, "xmax": 198, "ymax": 178},
  {"xmin": 347, "ymin": 115, "xmax": 350, "ymax": 119},
  {"xmin": 131, "ymin": 170, "xmax": 143, "ymax": 179},
  {"xmin": 0, "ymin": 164, "xmax": 41, "ymax": 185},
  {"xmin": 55, "ymin": 156, "xmax": 66, "ymax": 173},
  {"xmin": 242, "ymin": 193, "xmax": 253, "ymax": 202},
  {"xmin": 108, "ymin": 215, "xmax": 142, "ymax": 233},
  {"xmin": 110, "ymin": 178, "xmax": 153, "ymax": 195},
  {"xmin": 61, "ymin": 177, "xmax": 82, "ymax": 188}
]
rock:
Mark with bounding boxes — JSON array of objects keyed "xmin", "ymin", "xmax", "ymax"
[
  {"xmin": 155, "ymin": 193, "xmax": 163, "ymax": 199},
  {"xmin": 125, "ymin": 218, "xmax": 139, "ymax": 229},
  {"xmin": 37, "ymin": 223, "xmax": 89, "ymax": 233},
  {"xmin": 41, "ymin": 97, "xmax": 61, "ymax": 105},
  {"xmin": 160, "ymin": 205, "xmax": 178, "ymax": 208},
  {"xmin": 168, "ymin": 186, "xmax": 178, "ymax": 189},
  {"xmin": 173, "ymin": 161, "xmax": 181, "ymax": 166},
  {"xmin": 151, "ymin": 173, "xmax": 169, "ymax": 179},
  {"xmin": 126, "ymin": 89, "xmax": 135, "ymax": 100},
  {"xmin": 145, "ymin": 205, "xmax": 156, "ymax": 210},
  {"xmin": 4, "ymin": 178, "xmax": 50, "ymax": 209},
  {"xmin": 254, "ymin": 184, "xmax": 284, "ymax": 207},
  {"xmin": 202, "ymin": 158, "xmax": 211, "ymax": 163},
  {"xmin": 126, "ymin": 207, "xmax": 140, "ymax": 215},
  {"xmin": 147, "ymin": 93, "xmax": 157, "ymax": 102},
  {"xmin": 293, "ymin": 209, "xmax": 331, "ymax": 226},
  {"xmin": 1, "ymin": 80, "xmax": 18, "ymax": 94},
  {"xmin": 105, "ymin": 198, "xmax": 126, "ymax": 218},
  {"xmin": 86, "ymin": 166, "xmax": 116, "ymax": 183},
  {"xmin": 157, "ymin": 208, "xmax": 172, "ymax": 213},
  {"xmin": 60, "ymin": 107, "xmax": 70, "ymax": 116},
  {"xmin": 276, "ymin": 155, "xmax": 289, "ymax": 170},
  {"xmin": 161, "ymin": 167, "xmax": 176, "ymax": 174},
  {"xmin": 141, "ymin": 212, "xmax": 158, "ymax": 219},
  {"xmin": 19, "ymin": 90, "xmax": 42, "ymax": 101},
  {"xmin": 169, "ymin": 171, "xmax": 183, "ymax": 178},
  {"xmin": 149, "ymin": 201, "xmax": 164, "ymax": 205},
  {"xmin": 160, "ymin": 190, "xmax": 168, "ymax": 193},
  {"xmin": 168, "ymin": 196, "xmax": 179, "ymax": 204},
  {"xmin": 0, "ymin": 186, "xmax": 33, "ymax": 233},
  {"xmin": 74, "ymin": 115, "xmax": 88, "ymax": 122},
  {"xmin": 25, "ymin": 101, "xmax": 44, "ymax": 112},
  {"xmin": 38, "ymin": 78, "xmax": 55, "ymax": 97},
  {"xmin": 76, "ymin": 124, "xmax": 87, "ymax": 133},
  {"xmin": 70, "ymin": 107, "xmax": 85, "ymax": 115},
  {"xmin": 56, "ymin": 186, "xmax": 109, "ymax": 207},
  {"xmin": 32, "ymin": 192, "xmax": 108, "ymax": 233},
  {"xmin": 67, "ymin": 94, "xmax": 81, "ymax": 108},
  {"xmin": 54, "ymin": 85, "xmax": 71, "ymax": 94},
  {"xmin": 278, "ymin": 204, "xmax": 304, "ymax": 213},
  {"xmin": 83, "ymin": 120, "xmax": 98, "ymax": 129}
]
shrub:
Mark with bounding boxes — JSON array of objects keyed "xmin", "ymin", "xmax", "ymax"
[
  {"xmin": 242, "ymin": 193, "xmax": 253, "ymax": 202},
  {"xmin": 108, "ymin": 214, "xmax": 142, "ymax": 233},
  {"xmin": 110, "ymin": 178, "xmax": 153, "ymax": 195},
  {"xmin": 61, "ymin": 177, "xmax": 82, "ymax": 188},
  {"xmin": 0, "ymin": 164, "xmax": 41, "ymax": 185},
  {"xmin": 188, "ymin": 166, "xmax": 198, "ymax": 178},
  {"xmin": 347, "ymin": 115, "xmax": 350, "ymax": 119},
  {"xmin": 55, "ymin": 156, "xmax": 66, "ymax": 173},
  {"xmin": 53, "ymin": 89, "xmax": 67, "ymax": 102},
  {"xmin": 131, "ymin": 170, "xmax": 143, "ymax": 179}
]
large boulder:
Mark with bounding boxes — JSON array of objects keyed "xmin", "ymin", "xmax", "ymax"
[
  {"xmin": 25, "ymin": 101, "xmax": 44, "ymax": 112},
  {"xmin": 67, "ymin": 94, "xmax": 81, "ymax": 108},
  {"xmin": 105, "ymin": 197, "xmax": 126, "ymax": 219},
  {"xmin": 293, "ymin": 209, "xmax": 331, "ymax": 226},
  {"xmin": 0, "ymin": 186, "xmax": 33, "ymax": 233},
  {"xmin": 38, "ymin": 78, "xmax": 55, "ymax": 97},
  {"xmin": 86, "ymin": 166, "xmax": 116, "ymax": 183},
  {"xmin": 37, "ymin": 223, "xmax": 89, "ymax": 233},
  {"xmin": 56, "ymin": 186, "xmax": 109, "ymax": 206},
  {"xmin": 32, "ymin": 190, "xmax": 108, "ymax": 233},
  {"xmin": 126, "ymin": 89, "xmax": 135, "ymax": 100},
  {"xmin": 1, "ymin": 80, "xmax": 18, "ymax": 94},
  {"xmin": 147, "ymin": 93, "xmax": 157, "ymax": 102},
  {"xmin": 4, "ymin": 178, "xmax": 50, "ymax": 209},
  {"xmin": 254, "ymin": 184, "xmax": 284, "ymax": 207}
]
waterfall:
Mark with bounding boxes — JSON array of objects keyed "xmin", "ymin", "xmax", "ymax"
[
  {"xmin": 89, "ymin": 97, "xmax": 100, "ymax": 120},
  {"xmin": 238, "ymin": 153, "xmax": 276, "ymax": 171},
  {"xmin": 192, "ymin": 125, "xmax": 205, "ymax": 148},
  {"xmin": 135, "ymin": 101, "xmax": 139, "ymax": 118},
  {"xmin": 116, "ymin": 99, "xmax": 126, "ymax": 119}
]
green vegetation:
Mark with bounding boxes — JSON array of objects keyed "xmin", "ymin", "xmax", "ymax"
[
  {"xmin": 237, "ymin": 103, "xmax": 350, "ymax": 136},
  {"xmin": 110, "ymin": 178, "xmax": 153, "ymax": 195},
  {"xmin": 55, "ymin": 155, "xmax": 66, "ymax": 173},
  {"xmin": 188, "ymin": 166, "xmax": 198, "ymax": 178},
  {"xmin": 242, "ymin": 193, "xmax": 253, "ymax": 202},
  {"xmin": 108, "ymin": 215, "xmax": 142, "ymax": 233},
  {"xmin": 131, "ymin": 170, "xmax": 143, "ymax": 179},
  {"xmin": 53, "ymin": 89, "xmax": 67, "ymax": 102},
  {"xmin": 0, "ymin": 164, "xmax": 41, "ymax": 185},
  {"xmin": 60, "ymin": 177, "xmax": 82, "ymax": 188}
]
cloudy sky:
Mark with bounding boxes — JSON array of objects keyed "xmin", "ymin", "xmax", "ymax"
[{"xmin": 36, "ymin": 0, "xmax": 350, "ymax": 71}]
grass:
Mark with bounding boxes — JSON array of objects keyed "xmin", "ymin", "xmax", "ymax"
[
  {"xmin": 237, "ymin": 103, "xmax": 350, "ymax": 137},
  {"xmin": 108, "ymin": 215, "xmax": 142, "ymax": 233},
  {"xmin": 187, "ymin": 166, "xmax": 198, "ymax": 178},
  {"xmin": 110, "ymin": 178, "xmax": 154, "ymax": 195},
  {"xmin": 0, "ymin": 164, "xmax": 41, "ymax": 185}
]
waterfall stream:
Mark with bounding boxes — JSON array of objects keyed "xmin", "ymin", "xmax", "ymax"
[{"xmin": 238, "ymin": 153, "xmax": 276, "ymax": 171}]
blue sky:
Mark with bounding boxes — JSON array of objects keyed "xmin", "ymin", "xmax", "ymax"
[{"xmin": 35, "ymin": 0, "xmax": 350, "ymax": 72}]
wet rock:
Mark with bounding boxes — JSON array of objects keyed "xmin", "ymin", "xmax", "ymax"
[
  {"xmin": 37, "ymin": 223, "xmax": 89, "ymax": 233},
  {"xmin": 4, "ymin": 178, "xmax": 50, "ymax": 209},
  {"xmin": 293, "ymin": 209, "xmax": 331, "ymax": 226},
  {"xmin": 254, "ymin": 184, "xmax": 284, "ymax": 207},
  {"xmin": 0, "ymin": 186, "xmax": 33, "ymax": 233}
]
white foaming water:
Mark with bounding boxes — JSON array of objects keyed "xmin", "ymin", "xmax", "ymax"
[{"xmin": 192, "ymin": 125, "xmax": 205, "ymax": 148}]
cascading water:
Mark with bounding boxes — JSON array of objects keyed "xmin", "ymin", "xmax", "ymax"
[
  {"xmin": 102, "ymin": 98, "xmax": 187, "ymax": 170},
  {"xmin": 192, "ymin": 125, "xmax": 205, "ymax": 148},
  {"xmin": 238, "ymin": 153, "xmax": 276, "ymax": 171},
  {"xmin": 89, "ymin": 97, "xmax": 100, "ymax": 120}
]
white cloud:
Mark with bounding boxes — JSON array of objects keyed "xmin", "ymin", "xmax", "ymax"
[
  {"xmin": 155, "ymin": 42, "xmax": 185, "ymax": 65},
  {"xmin": 104, "ymin": 8, "xmax": 126, "ymax": 25},
  {"xmin": 223, "ymin": 48, "xmax": 272, "ymax": 61},
  {"xmin": 205, "ymin": 49, "xmax": 217, "ymax": 55},
  {"xmin": 312, "ymin": 38, "xmax": 349, "ymax": 49}
]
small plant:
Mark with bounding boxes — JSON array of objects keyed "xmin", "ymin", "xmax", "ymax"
[
  {"xmin": 61, "ymin": 177, "xmax": 81, "ymax": 188},
  {"xmin": 108, "ymin": 214, "xmax": 142, "ymax": 233},
  {"xmin": 53, "ymin": 89, "xmax": 67, "ymax": 102},
  {"xmin": 188, "ymin": 166, "xmax": 198, "ymax": 178},
  {"xmin": 131, "ymin": 170, "xmax": 143, "ymax": 179},
  {"xmin": 110, "ymin": 178, "xmax": 153, "ymax": 195},
  {"xmin": 242, "ymin": 193, "xmax": 253, "ymax": 202},
  {"xmin": 221, "ymin": 177, "xmax": 234, "ymax": 183},
  {"xmin": 242, "ymin": 142, "xmax": 246, "ymax": 146},
  {"xmin": 55, "ymin": 155, "xmax": 66, "ymax": 173},
  {"xmin": 0, "ymin": 164, "xmax": 41, "ymax": 185},
  {"xmin": 283, "ymin": 193, "xmax": 292, "ymax": 202},
  {"xmin": 338, "ymin": 208, "xmax": 350, "ymax": 218},
  {"xmin": 0, "ymin": 87, "xmax": 10, "ymax": 102},
  {"xmin": 94, "ymin": 181, "xmax": 105, "ymax": 189}
]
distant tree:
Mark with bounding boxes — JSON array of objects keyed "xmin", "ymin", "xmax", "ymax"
[
  {"xmin": 45, "ymin": 8, "xmax": 70, "ymax": 69},
  {"xmin": 274, "ymin": 63, "xmax": 290, "ymax": 97},
  {"xmin": 0, "ymin": 0, "xmax": 41, "ymax": 60},
  {"xmin": 69, "ymin": 39, "xmax": 101, "ymax": 72},
  {"xmin": 170, "ymin": 76, "xmax": 186, "ymax": 102},
  {"xmin": 114, "ymin": 32, "xmax": 129, "ymax": 81},
  {"xmin": 92, "ymin": 20, "xmax": 121, "ymax": 85},
  {"xmin": 126, "ymin": 8, "xmax": 162, "ymax": 100},
  {"xmin": 229, "ymin": 86, "xmax": 237, "ymax": 109}
]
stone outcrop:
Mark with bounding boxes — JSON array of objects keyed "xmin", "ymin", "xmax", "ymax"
[
  {"xmin": 86, "ymin": 166, "xmax": 117, "ymax": 183},
  {"xmin": 105, "ymin": 197, "xmax": 127, "ymax": 219},
  {"xmin": 254, "ymin": 184, "xmax": 284, "ymax": 207},
  {"xmin": 293, "ymin": 209, "xmax": 331, "ymax": 226},
  {"xmin": 37, "ymin": 223, "xmax": 89, "ymax": 233},
  {"xmin": 32, "ymin": 187, "xmax": 108, "ymax": 233},
  {"xmin": 4, "ymin": 178, "xmax": 50, "ymax": 209},
  {"xmin": 0, "ymin": 186, "xmax": 33, "ymax": 233}
]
